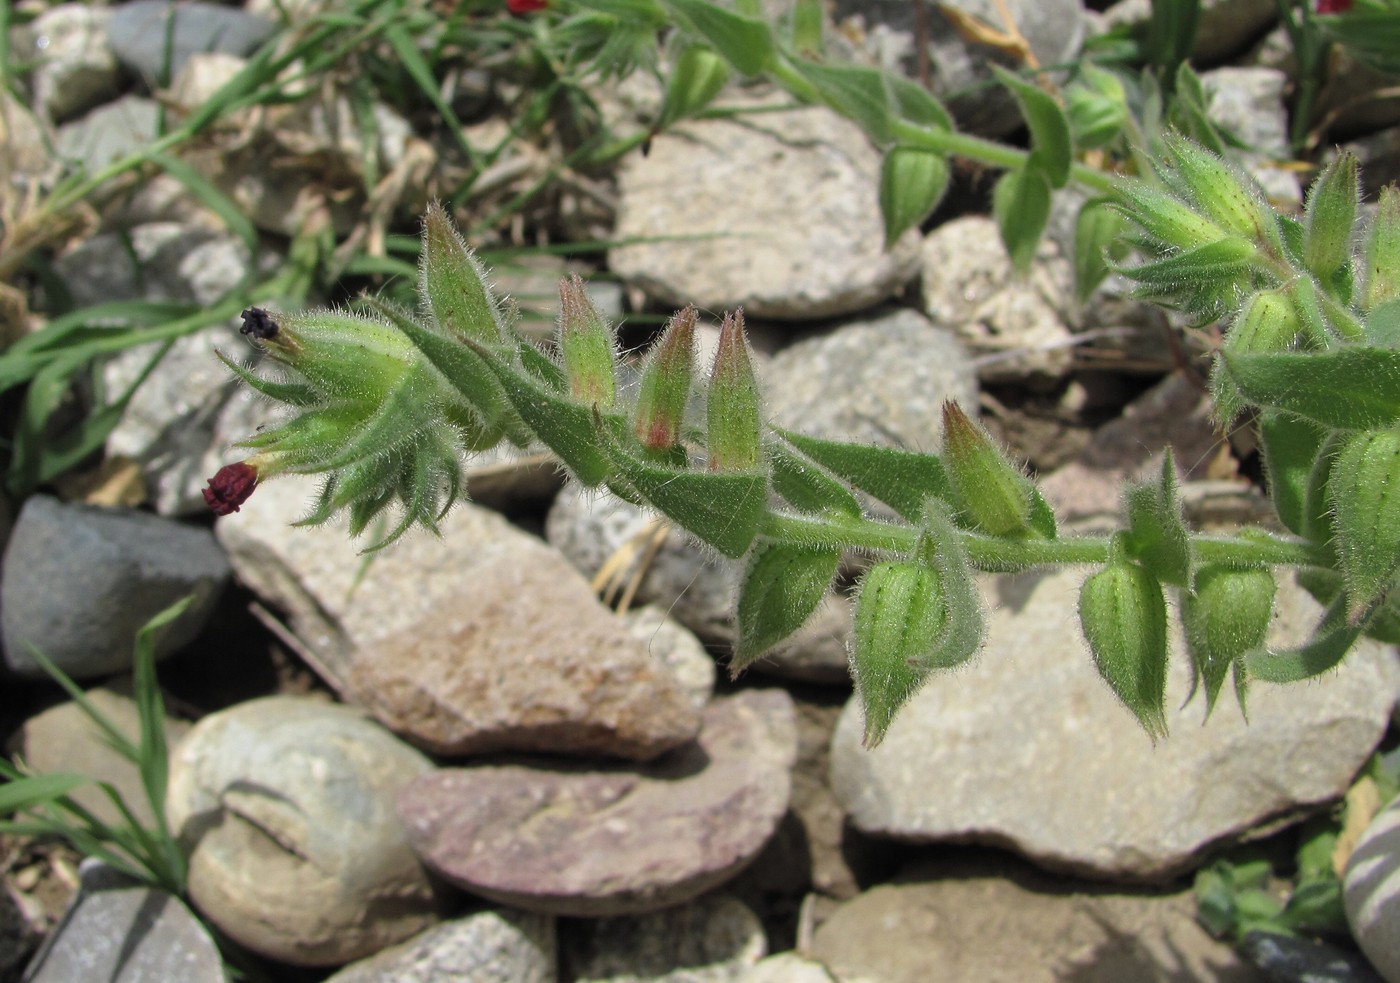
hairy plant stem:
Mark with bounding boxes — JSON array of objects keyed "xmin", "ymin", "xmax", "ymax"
[{"xmin": 761, "ymin": 511, "xmax": 1327, "ymax": 572}]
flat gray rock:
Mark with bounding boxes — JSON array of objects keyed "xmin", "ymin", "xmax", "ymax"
[
  {"xmin": 166, "ymin": 696, "xmax": 440, "ymax": 966},
  {"xmin": 808, "ymin": 858, "xmax": 1266, "ymax": 982},
  {"xmin": 609, "ymin": 95, "xmax": 921, "ymax": 320},
  {"xmin": 1, "ymin": 495, "xmax": 229, "ymax": 678},
  {"xmin": 830, "ymin": 568, "xmax": 1400, "ymax": 880},
  {"xmin": 21, "ymin": 4, "xmax": 120, "ymax": 122},
  {"xmin": 1345, "ymin": 793, "xmax": 1400, "ymax": 983},
  {"xmin": 23, "ymin": 860, "xmax": 224, "ymax": 983},
  {"xmin": 399, "ymin": 691, "xmax": 798, "ymax": 916},
  {"xmin": 108, "ymin": 0, "xmax": 276, "ymax": 80},
  {"xmin": 324, "ymin": 909, "xmax": 556, "ymax": 983}
]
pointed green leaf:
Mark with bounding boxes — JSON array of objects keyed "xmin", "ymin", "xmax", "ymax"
[
  {"xmin": 776, "ymin": 429, "xmax": 952, "ymax": 521},
  {"xmin": 992, "ymin": 167, "xmax": 1052, "ymax": 273},
  {"xmin": 600, "ymin": 428, "xmax": 766, "ymax": 557},
  {"xmin": 792, "ymin": 59, "xmax": 894, "ymax": 143},
  {"xmin": 1245, "ymin": 594, "xmax": 1362, "ymax": 682},
  {"xmin": 1073, "ymin": 197, "xmax": 1129, "ymax": 304},
  {"xmin": 663, "ymin": 0, "xmax": 775, "ymax": 76},
  {"xmin": 885, "ymin": 74, "xmax": 953, "ymax": 131},
  {"xmin": 216, "ymin": 352, "xmax": 320, "ymax": 407},
  {"xmin": 768, "ymin": 438, "xmax": 861, "ymax": 517},
  {"xmin": 732, "ymin": 540, "xmax": 839, "ymax": 673},
  {"xmin": 1223, "ymin": 347, "xmax": 1400, "ymax": 430},
  {"xmin": 658, "ymin": 45, "xmax": 731, "ymax": 128},
  {"xmin": 992, "ymin": 66, "xmax": 1072, "ymax": 188},
  {"xmin": 0, "ymin": 773, "xmax": 91, "ymax": 814},
  {"xmin": 1258, "ymin": 411, "xmax": 1327, "ymax": 536}
]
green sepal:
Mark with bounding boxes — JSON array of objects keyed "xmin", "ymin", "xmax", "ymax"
[
  {"xmin": 879, "ymin": 147, "xmax": 949, "ymax": 248},
  {"xmin": 1114, "ymin": 237, "xmax": 1258, "ymax": 314},
  {"xmin": 1245, "ymin": 593, "xmax": 1362, "ymax": 683},
  {"xmin": 731, "ymin": 539, "xmax": 840, "ymax": 674},
  {"xmin": 663, "ymin": 0, "xmax": 775, "ymax": 76},
  {"xmin": 307, "ymin": 365, "xmax": 442, "ymax": 472},
  {"xmin": 916, "ymin": 498, "xmax": 986, "ymax": 673},
  {"xmin": 1363, "ymin": 185, "xmax": 1400, "ymax": 310},
  {"xmin": 992, "ymin": 166, "xmax": 1052, "ymax": 273},
  {"xmin": 1364, "ymin": 298, "xmax": 1400, "ymax": 348},
  {"xmin": 941, "ymin": 401, "xmax": 1049, "ymax": 538},
  {"xmin": 789, "ymin": 0, "xmax": 823, "ymax": 54},
  {"xmin": 1078, "ymin": 544, "xmax": 1170, "ymax": 741},
  {"xmin": 1065, "ymin": 63, "xmax": 1127, "ymax": 151},
  {"xmin": 992, "ymin": 66, "xmax": 1072, "ymax": 189},
  {"xmin": 1163, "ymin": 135, "xmax": 1281, "ymax": 252},
  {"xmin": 1183, "ymin": 565, "xmax": 1276, "ymax": 717},
  {"xmin": 1113, "ymin": 178, "xmax": 1229, "ymax": 252},
  {"xmin": 360, "ymin": 295, "xmax": 524, "ymax": 446},
  {"xmin": 262, "ymin": 310, "xmax": 417, "ymax": 402},
  {"xmin": 1122, "ymin": 451, "xmax": 1191, "ymax": 587},
  {"xmin": 1223, "ymin": 347, "xmax": 1400, "ymax": 430},
  {"xmin": 599, "ymin": 422, "xmax": 766, "ymax": 558},
  {"xmin": 1298, "ymin": 567, "xmax": 1400, "ymax": 644},
  {"xmin": 466, "ymin": 338, "xmax": 615, "ymax": 485},
  {"xmin": 1073, "ymin": 197, "xmax": 1130, "ymax": 304},
  {"xmin": 215, "ymin": 351, "xmax": 320, "ymax": 407},
  {"xmin": 792, "ymin": 58, "xmax": 893, "ymax": 143},
  {"xmin": 776, "ymin": 429, "xmax": 952, "ymax": 522},
  {"xmin": 1329, "ymin": 425, "xmax": 1400, "ymax": 617},
  {"xmin": 1258, "ymin": 411, "xmax": 1326, "ymax": 537},
  {"xmin": 767, "ymin": 437, "xmax": 861, "ymax": 518},
  {"xmin": 852, "ymin": 559, "xmax": 941, "ymax": 748}
]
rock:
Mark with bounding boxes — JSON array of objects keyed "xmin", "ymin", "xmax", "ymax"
[
  {"xmin": 0, "ymin": 92, "xmax": 53, "ymax": 183},
  {"xmin": 166, "ymin": 696, "xmax": 440, "ymax": 966},
  {"xmin": 217, "ymin": 473, "xmax": 702, "ymax": 759},
  {"xmin": 919, "ymin": 216, "xmax": 1077, "ymax": 382},
  {"xmin": 1239, "ymin": 931, "xmax": 1385, "ymax": 983},
  {"xmin": 621, "ymin": 604, "xmax": 716, "ymax": 712},
  {"xmin": 765, "ymin": 308, "xmax": 979, "ymax": 450},
  {"xmin": 833, "ymin": 0, "xmax": 1086, "ymax": 137},
  {"xmin": 1345, "ymin": 794, "xmax": 1400, "ymax": 983},
  {"xmin": 22, "ymin": 860, "xmax": 224, "ymax": 983},
  {"xmin": 562, "ymin": 894, "xmax": 767, "ymax": 982},
  {"xmin": 54, "ymin": 95, "xmax": 161, "ymax": 176},
  {"xmin": 829, "ymin": 568, "xmax": 1400, "ymax": 881},
  {"xmin": 55, "ymin": 222, "xmax": 251, "ymax": 310},
  {"xmin": 1200, "ymin": 67, "xmax": 1301, "ymax": 206},
  {"xmin": 323, "ymin": 909, "xmax": 557, "ymax": 983},
  {"xmin": 0, "ymin": 882, "xmax": 33, "ymax": 981},
  {"xmin": 8, "ymin": 687, "xmax": 190, "ymax": 828},
  {"xmin": 739, "ymin": 953, "xmax": 837, "ymax": 983},
  {"xmin": 808, "ymin": 857, "xmax": 1265, "ymax": 982},
  {"xmin": 609, "ymin": 94, "xmax": 922, "ymax": 320},
  {"xmin": 398, "ymin": 691, "xmax": 798, "ymax": 916},
  {"xmin": 21, "ymin": 4, "xmax": 120, "ymax": 122},
  {"xmin": 108, "ymin": 0, "xmax": 277, "ymax": 80},
  {"xmin": 1, "ymin": 495, "xmax": 229, "ymax": 679}
]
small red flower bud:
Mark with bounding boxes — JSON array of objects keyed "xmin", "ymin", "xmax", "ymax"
[
  {"xmin": 507, "ymin": 0, "xmax": 548, "ymax": 13},
  {"xmin": 203, "ymin": 462, "xmax": 259, "ymax": 515},
  {"xmin": 1316, "ymin": 0, "xmax": 1351, "ymax": 12}
]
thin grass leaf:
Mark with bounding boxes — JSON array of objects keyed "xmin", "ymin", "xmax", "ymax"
[
  {"xmin": 19, "ymin": 644, "xmax": 141, "ymax": 762},
  {"xmin": 0, "ymin": 773, "xmax": 90, "ymax": 813}
]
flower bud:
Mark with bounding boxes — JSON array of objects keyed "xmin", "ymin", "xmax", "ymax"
[
  {"xmin": 1078, "ymin": 548, "xmax": 1169, "ymax": 740},
  {"xmin": 557, "ymin": 273, "xmax": 618, "ymax": 409},
  {"xmin": 1363, "ymin": 185, "xmax": 1400, "ymax": 311},
  {"xmin": 879, "ymin": 146, "xmax": 949, "ymax": 248},
  {"xmin": 1212, "ymin": 289, "xmax": 1303, "ymax": 422},
  {"xmin": 1329, "ymin": 425, "xmax": 1400, "ymax": 620},
  {"xmin": 706, "ymin": 310, "xmax": 762, "ymax": 471},
  {"xmin": 1303, "ymin": 151, "xmax": 1359, "ymax": 285},
  {"xmin": 658, "ymin": 45, "xmax": 730, "ymax": 129},
  {"xmin": 202, "ymin": 460, "xmax": 263, "ymax": 515},
  {"xmin": 421, "ymin": 201, "xmax": 507, "ymax": 345},
  {"xmin": 941, "ymin": 401, "xmax": 1037, "ymax": 537},
  {"xmin": 1066, "ymin": 63, "xmax": 1127, "ymax": 150},
  {"xmin": 1184, "ymin": 565, "xmax": 1276, "ymax": 715},
  {"xmin": 1114, "ymin": 179, "xmax": 1230, "ymax": 253},
  {"xmin": 633, "ymin": 305, "xmax": 697, "ymax": 452}
]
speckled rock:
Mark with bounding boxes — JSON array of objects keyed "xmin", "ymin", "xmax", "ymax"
[
  {"xmin": 1345, "ymin": 793, "xmax": 1400, "ymax": 983},
  {"xmin": 562, "ymin": 894, "xmax": 767, "ymax": 982},
  {"xmin": 166, "ymin": 696, "xmax": 440, "ymax": 966},
  {"xmin": 398, "ymin": 691, "xmax": 798, "ymax": 916},
  {"xmin": 324, "ymin": 909, "xmax": 556, "ymax": 983}
]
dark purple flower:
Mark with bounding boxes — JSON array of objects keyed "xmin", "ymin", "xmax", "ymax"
[{"xmin": 203, "ymin": 461, "xmax": 259, "ymax": 515}]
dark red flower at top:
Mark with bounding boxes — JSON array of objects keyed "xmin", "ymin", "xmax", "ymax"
[
  {"xmin": 203, "ymin": 461, "xmax": 259, "ymax": 516},
  {"xmin": 507, "ymin": 0, "xmax": 548, "ymax": 13},
  {"xmin": 1316, "ymin": 0, "xmax": 1353, "ymax": 12}
]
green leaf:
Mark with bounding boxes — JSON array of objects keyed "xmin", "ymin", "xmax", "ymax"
[
  {"xmin": 776, "ymin": 429, "xmax": 953, "ymax": 522},
  {"xmin": 732, "ymin": 540, "xmax": 839, "ymax": 673},
  {"xmin": 0, "ymin": 773, "xmax": 90, "ymax": 814},
  {"xmin": 1223, "ymin": 347, "xmax": 1400, "ymax": 430},
  {"xmin": 601, "ymin": 427, "xmax": 766, "ymax": 557},
  {"xmin": 1258, "ymin": 412, "xmax": 1327, "ymax": 536},
  {"xmin": 879, "ymin": 147, "xmax": 950, "ymax": 248},
  {"xmin": 1329, "ymin": 426, "xmax": 1400, "ymax": 616},
  {"xmin": 1364, "ymin": 298, "xmax": 1400, "ymax": 348},
  {"xmin": 790, "ymin": 0, "xmax": 824, "ymax": 54},
  {"xmin": 1245, "ymin": 593, "xmax": 1362, "ymax": 682},
  {"xmin": 884, "ymin": 74, "xmax": 953, "ymax": 131},
  {"xmin": 992, "ymin": 167, "xmax": 1052, "ymax": 273},
  {"xmin": 663, "ymin": 0, "xmax": 775, "ymax": 76},
  {"xmin": 767, "ymin": 438, "xmax": 861, "ymax": 517},
  {"xmin": 1303, "ymin": 151, "xmax": 1359, "ymax": 286},
  {"xmin": 1065, "ymin": 63, "xmax": 1127, "ymax": 151},
  {"xmin": 1122, "ymin": 452, "xmax": 1191, "ymax": 587},
  {"xmin": 1073, "ymin": 196, "xmax": 1129, "ymax": 304},
  {"xmin": 992, "ymin": 66, "xmax": 1072, "ymax": 188},
  {"xmin": 658, "ymin": 44, "xmax": 731, "ymax": 128},
  {"xmin": 791, "ymin": 59, "xmax": 893, "ymax": 143},
  {"xmin": 1114, "ymin": 237, "xmax": 1258, "ymax": 304},
  {"xmin": 469, "ymin": 340, "xmax": 615, "ymax": 485}
]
